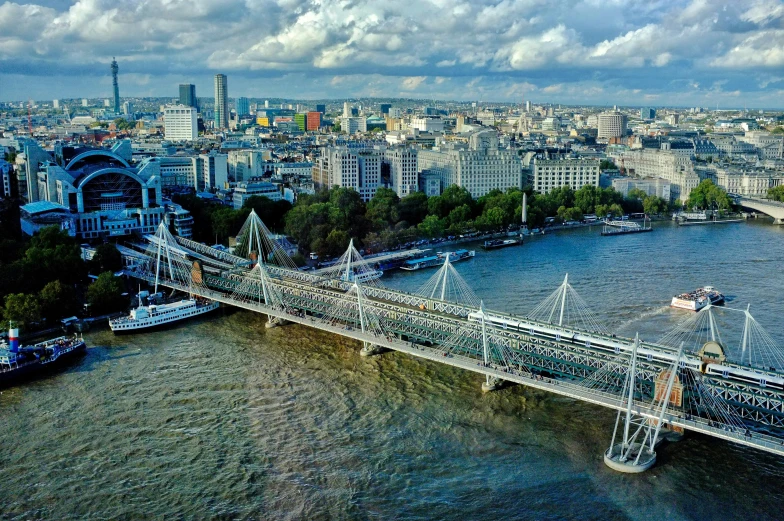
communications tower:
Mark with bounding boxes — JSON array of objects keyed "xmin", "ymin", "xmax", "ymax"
[{"xmin": 111, "ymin": 57, "xmax": 120, "ymax": 114}]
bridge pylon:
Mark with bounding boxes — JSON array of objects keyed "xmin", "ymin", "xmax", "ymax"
[{"xmin": 604, "ymin": 336, "xmax": 685, "ymax": 473}]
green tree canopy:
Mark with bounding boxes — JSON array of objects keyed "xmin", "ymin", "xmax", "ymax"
[
  {"xmin": 90, "ymin": 243, "xmax": 122, "ymax": 274},
  {"xmin": 687, "ymin": 179, "xmax": 732, "ymax": 210},
  {"xmin": 87, "ymin": 272, "xmax": 126, "ymax": 314},
  {"xmin": 768, "ymin": 185, "xmax": 784, "ymax": 202},
  {"xmin": 3, "ymin": 293, "xmax": 41, "ymax": 330}
]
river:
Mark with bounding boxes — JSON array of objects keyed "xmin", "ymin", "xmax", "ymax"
[{"xmin": 2, "ymin": 220, "xmax": 784, "ymax": 520}]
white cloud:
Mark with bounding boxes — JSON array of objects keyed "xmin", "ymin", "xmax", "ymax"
[
  {"xmin": 401, "ymin": 76, "xmax": 427, "ymax": 90},
  {"xmin": 711, "ymin": 30, "xmax": 784, "ymax": 67}
]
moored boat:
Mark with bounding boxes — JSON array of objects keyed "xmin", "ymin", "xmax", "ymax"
[
  {"xmin": 110, "ymin": 296, "xmax": 220, "ymax": 333},
  {"xmin": 482, "ymin": 238, "xmax": 523, "ymax": 250},
  {"xmin": 0, "ymin": 326, "xmax": 86, "ymax": 387}
]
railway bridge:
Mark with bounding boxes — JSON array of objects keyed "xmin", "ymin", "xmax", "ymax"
[{"xmin": 121, "ymin": 211, "xmax": 784, "ymax": 472}]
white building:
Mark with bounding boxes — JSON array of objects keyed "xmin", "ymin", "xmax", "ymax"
[
  {"xmin": 232, "ymin": 182, "xmax": 282, "ymax": 209},
  {"xmin": 738, "ymin": 131, "xmax": 784, "ymax": 160},
  {"xmin": 417, "ymin": 130, "xmax": 522, "ymax": 198},
  {"xmin": 612, "ymin": 177, "xmax": 671, "ymax": 200},
  {"xmin": 614, "ymin": 148, "xmax": 699, "ymax": 202},
  {"xmin": 227, "ymin": 149, "xmax": 272, "ymax": 182},
  {"xmin": 597, "ymin": 111, "xmax": 627, "ymax": 139},
  {"xmin": 385, "ymin": 148, "xmax": 418, "ymax": 198},
  {"xmin": 340, "ymin": 117, "xmax": 367, "ymax": 134},
  {"xmin": 529, "ymin": 157, "xmax": 600, "ymax": 194},
  {"xmin": 53, "ymin": 99, "xmax": 59, "ymax": 109},
  {"xmin": 410, "ymin": 117, "xmax": 444, "ymax": 133},
  {"xmin": 698, "ymin": 165, "xmax": 784, "ymax": 198},
  {"xmin": 196, "ymin": 152, "xmax": 228, "ymax": 191},
  {"xmin": 164, "ymin": 105, "xmax": 198, "ymax": 141}
]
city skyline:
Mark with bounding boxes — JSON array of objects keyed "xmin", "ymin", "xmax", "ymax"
[{"xmin": 1, "ymin": 0, "xmax": 783, "ymax": 108}]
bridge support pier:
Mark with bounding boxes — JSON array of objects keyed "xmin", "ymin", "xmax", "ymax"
[
  {"xmin": 265, "ymin": 316, "xmax": 289, "ymax": 328},
  {"xmin": 775, "ymin": 218, "xmax": 784, "ymax": 225},
  {"xmin": 481, "ymin": 376, "xmax": 502, "ymax": 392},
  {"xmin": 360, "ymin": 343, "xmax": 386, "ymax": 357}
]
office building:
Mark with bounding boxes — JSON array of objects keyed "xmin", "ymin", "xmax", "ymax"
[
  {"xmin": 294, "ymin": 113, "xmax": 307, "ymax": 131},
  {"xmin": 410, "ymin": 117, "xmax": 444, "ymax": 133},
  {"xmin": 104, "ymin": 99, "xmax": 111, "ymax": 107},
  {"xmin": 164, "ymin": 105, "xmax": 198, "ymax": 141},
  {"xmin": 236, "ymin": 97, "xmax": 250, "ymax": 116},
  {"xmin": 417, "ymin": 130, "xmax": 522, "ymax": 198},
  {"xmin": 313, "ymin": 146, "xmax": 385, "ymax": 201},
  {"xmin": 214, "ymin": 74, "xmax": 228, "ymax": 129},
  {"xmin": 380, "ymin": 104, "xmax": 391, "ymax": 115},
  {"xmin": 612, "ymin": 177, "xmax": 671, "ymax": 200},
  {"xmin": 315, "ymin": 104, "xmax": 326, "ymax": 114},
  {"xmin": 343, "ymin": 102, "xmax": 351, "ymax": 118},
  {"xmin": 529, "ymin": 157, "xmax": 601, "ymax": 194},
  {"xmin": 195, "ymin": 151, "xmax": 228, "ymax": 191},
  {"xmin": 306, "ymin": 112, "xmax": 321, "ymax": 131},
  {"xmin": 0, "ymin": 159, "xmax": 13, "ymax": 198},
  {"xmin": 53, "ymin": 99, "xmax": 59, "ymax": 109},
  {"xmin": 385, "ymin": 148, "xmax": 418, "ymax": 197},
  {"xmin": 340, "ymin": 116, "xmax": 367, "ymax": 134},
  {"xmin": 597, "ymin": 111, "xmax": 627, "ymax": 139},
  {"xmin": 179, "ymin": 84, "xmax": 197, "ymax": 108},
  {"xmin": 614, "ymin": 147, "xmax": 699, "ymax": 202},
  {"xmin": 640, "ymin": 108, "xmax": 656, "ymax": 120},
  {"xmin": 82, "ymin": 99, "xmax": 88, "ymax": 107},
  {"xmin": 233, "ymin": 182, "xmax": 282, "ymax": 209},
  {"xmin": 122, "ymin": 101, "xmax": 133, "ymax": 116}
]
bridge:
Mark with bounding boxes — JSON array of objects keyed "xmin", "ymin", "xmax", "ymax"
[
  {"xmin": 120, "ymin": 211, "xmax": 784, "ymax": 472},
  {"xmin": 732, "ymin": 194, "xmax": 784, "ymax": 223}
]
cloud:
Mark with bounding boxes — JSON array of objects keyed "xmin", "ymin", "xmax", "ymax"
[{"xmin": 0, "ymin": 0, "xmax": 782, "ymax": 107}]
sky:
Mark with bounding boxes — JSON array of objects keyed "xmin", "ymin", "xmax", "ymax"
[{"xmin": 1, "ymin": 0, "xmax": 783, "ymax": 108}]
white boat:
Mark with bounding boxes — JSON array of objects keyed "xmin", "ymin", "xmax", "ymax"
[
  {"xmin": 110, "ymin": 297, "xmax": 219, "ymax": 333},
  {"xmin": 670, "ymin": 286, "xmax": 725, "ymax": 311}
]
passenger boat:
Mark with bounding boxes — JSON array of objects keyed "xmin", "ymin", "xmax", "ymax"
[
  {"xmin": 400, "ymin": 255, "xmax": 442, "ymax": 271},
  {"xmin": 0, "ymin": 325, "xmax": 86, "ymax": 387},
  {"xmin": 670, "ymin": 286, "xmax": 725, "ymax": 311},
  {"xmin": 482, "ymin": 238, "xmax": 523, "ymax": 250},
  {"xmin": 437, "ymin": 249, "xmax": 475, "ymax": 263},
  {"xmin": 601, "ymin": 218, "xmax": 652, "ymax": 236},
  {"xmin": 109, "ymin": 296, "xmax": 220, "ymax": 333}
]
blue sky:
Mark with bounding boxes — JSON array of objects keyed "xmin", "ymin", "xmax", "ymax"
[{"xmin": 1, "ymin": 0, "xmax": 783, "ymax": 107}]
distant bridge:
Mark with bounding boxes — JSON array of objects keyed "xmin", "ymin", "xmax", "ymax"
[
  {"xmin": 733, "ymin": 194, "xmax": 784, "ymax": 223},
  {"xmin": 119, "ymin": 211, "xmax": 784, "ymax": 472}
]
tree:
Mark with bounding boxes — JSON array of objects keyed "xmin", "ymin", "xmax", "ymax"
[
  {"xmin": 87, "ymin": 272, "xmax": 126, "ymax": 313},
  {"xmin": 768, "ymin": 185, "xmax": 784, "ymax": 202},
  {"xmin": 600, "ymin": 159, "xmax": 617, "ymax": 170},
  {"xmin": 323, "ymin": 229, "xmax": 351, "ymax": 258},
  {"xmin": 366, "ymin": 188, "xmax": 400, "ymax": 226},
  {"xmin": 90, "ymin": 243, "xmax": 122, "ymax": 274},
  {"xmin": 3, "ymin": 293, "xmax": 41, "ymax": 329},
  {"xmin": 643, "ymin": 196, "xmax": 668, "ymax": 215},
  {"xmin": 242, "ymin": 196, "xmax": 292, "ymax": 232},
  {"xmin": 626, "ymin": 188, "xmax": 648, "ymax": 201},
  {"xmin": 687, "ymin": 179, "xmax": 732, "ymax": 210},
  {"xmin": 398, "ymin": 192, "xmax": 428, "ymax": 226},
  {"xmin": 113, "ymin": 118, "xmax": 133, "ymax": 131},
  {"xmin": 39, "ymin": 280, "xmax": 78, "ymax": 321},
  {"xmin": 417, "ymin": 215, "xmax": 445, "ymax": 239}
]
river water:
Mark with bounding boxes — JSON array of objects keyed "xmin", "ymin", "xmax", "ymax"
[{"xmin": 2, "ymin": 220, "xmax": 784, "ymax": 520}]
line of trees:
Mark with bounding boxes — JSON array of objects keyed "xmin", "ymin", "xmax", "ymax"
[{"xmin": 280, "ymin": 184, "xmax": 673, "ymax": 259}]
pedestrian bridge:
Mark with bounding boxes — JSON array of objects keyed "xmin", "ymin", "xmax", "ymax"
[
  {"xmin": 733, "ymin": 194, "xmax": 784, "ymax": 223},
  {"xmin": 120, "ymin": 211, "xmax": 784, "ymax": 471}
]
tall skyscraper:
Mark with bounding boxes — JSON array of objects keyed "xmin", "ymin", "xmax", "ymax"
[
  {"xmin": 236, "ymin": 97, "xmax": 250, "ymax": 116},
  {"xmin": 111, "ymin": 57, "xmax": 120, "ymax": 114},
  {"xmin": 343, "ymin": 101, "xmax": 351, "ymax": 118},
  {"xmin": 315, "ymin": 104, "xmax": 326, "ymax": 114},
  {"xmin": 53, "ymin": 99, "xmax": 59, "ymax": 109},
  {"xmin": 380, "ymin": 103, "xmax": 391, "ymax": 115},
  {"xmin": 214, "ymin": 74, "xmax": 228, "ymax": 129},
  {"xmin": 179, "ymin": 84, "xmax": 197, "ymax": 108}
]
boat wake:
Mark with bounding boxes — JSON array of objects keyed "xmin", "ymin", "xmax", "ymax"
[{"xmin": 612, "ymin": 306, "xmax": 670, "ymax": 331}]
